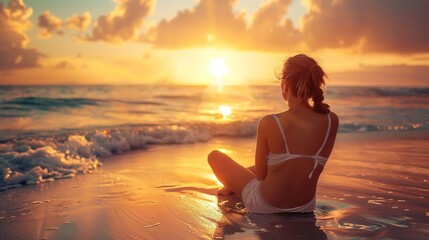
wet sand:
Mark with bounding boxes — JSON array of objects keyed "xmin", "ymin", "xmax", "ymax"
[{"xmin": 0, "ymin": 131, "xmax": 428, "ymax": 239}]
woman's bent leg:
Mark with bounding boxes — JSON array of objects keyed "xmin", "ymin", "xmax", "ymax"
[{"xmin": 207, "ymin": 150, "xmax": 255, "ymax": 198}]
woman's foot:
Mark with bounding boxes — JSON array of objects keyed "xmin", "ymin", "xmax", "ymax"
[{"xmin": 217, "ymin": 186, "xmax": 233, "ymax": 195}]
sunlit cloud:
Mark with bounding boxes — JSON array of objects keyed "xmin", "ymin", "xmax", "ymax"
[
  {"xmin": 0, "ymin": 0, "xmax": 44, "ymax": 70},
  {"xmin": 78, "ymin": 0, "xmax": 429, "ymax": 54},
  {"xmin": 66, "ymin": 11, "xmax": 91, "ymax": 32},
  {"xmin": 142, "ymin": 0, "xmax": 247, "ymax": 48},
  {"xmin": 141, "ymin": 0, "xmax": 300, "ymax": 51},
  {"xmin": 54, "ymin": 60, "xmax": 74, "ymax": 69},
  {"xmin": 301, "ymin": 0, "xmax": 429, "ymax": 53},
  {"xmin": 38, "ymin": 11, "xmax": 63, "ymax": 38},
  {"xmin": 141, "ymin": 0, "xmax": 429, "ymax": 53},
  {"xmin": 247, "ymin": 0, "xmax": 300, "ymax": 50},
  {"xmin": 86, "ymin": 0, "xmax": 155, "ymax": 43}
]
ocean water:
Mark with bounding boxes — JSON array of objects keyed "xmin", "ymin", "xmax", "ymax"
[{"xmin": 0, "ymin": 85, "xmax": 428, "ymax": 189}]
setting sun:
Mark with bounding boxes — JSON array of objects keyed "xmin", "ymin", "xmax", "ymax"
[
  {"xmin": 210, "ymin": 58, "xmax": 228, "ymax": 92},
  {"xmin": 209, "ymin": 58, "xmax": 228, "ymax": 78}
]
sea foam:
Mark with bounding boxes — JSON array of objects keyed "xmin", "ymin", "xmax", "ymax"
[{"xmin": 0, "ymin": 122, "xmax": 257, "ymax": 190}]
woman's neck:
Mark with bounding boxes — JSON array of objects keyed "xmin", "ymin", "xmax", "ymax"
[{"xmin": 287, "ymin": 96, "xmax": 310, "ymax": 111}]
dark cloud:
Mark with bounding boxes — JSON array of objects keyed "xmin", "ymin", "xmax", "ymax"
[
  {"xmin": 302, "ymin": 0, "xmax": 429, "ymax": 53},
  {"xmin": 38, "ymin": 11, "xmax": 63, "ymax": 38},
  {"xmin": 0, "ymin": 0, "xmax": 44, "ymax": 70},
  {"xmin": 86, "ymin": 0, "xmax": 154, "ymax": 43},
  {"xmin": 66, "ymin": 11, "xmax": 91, "ymax": 31}
]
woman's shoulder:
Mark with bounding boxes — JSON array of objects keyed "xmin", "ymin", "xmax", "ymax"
[
  {"xmin": 327, "ymin": 111, "xmax": 340, "ymax": 134},
  {"xmin": 328, "ymin": 111, "xmax": 339, "ymax": 124},
  {"xmin": 259, "ymin": 114, "xmax": 272, "ymax": 122},
  {"xmin": 258, "ymin": 114, "xmax": 277, "ymax": 128}
]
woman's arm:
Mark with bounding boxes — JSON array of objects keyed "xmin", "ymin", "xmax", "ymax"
[{"xmin": 255, "ymin": 116, "xmax": 270, "ymax": 181}]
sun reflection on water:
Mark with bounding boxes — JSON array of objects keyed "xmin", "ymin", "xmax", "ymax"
[{"xmin": 218, "ymin": 105, "xmax": 232, "ymax": 120}]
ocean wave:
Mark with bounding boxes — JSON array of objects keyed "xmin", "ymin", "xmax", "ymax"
[
  {"xmin": 110, "ymin": 99, "xmax": 166, "ymax": 106},
  {"xmin": 2, "ymin": 97, "xmax": 98, "ymax": 110},
  {"xmin": 154, "ymin": 94, "xmax": 201, "ymax": 101},
  {"xmin": 0, "ymin": 121, "xmax": 256, "ymax": 190},
  {"xmin": 339, "ymin": 122, "xmax": 429, "ymax": 133},
  {"xmin": 0, "ymin": 97, "xmax": 166, "ymax": 116},
  {"xmin": 1, "ymin": 119, "xmax": 428, "ymax": 190},
  {"xmin": 328, "ymin": 87, "xmax": 429, "ymax": 98}
]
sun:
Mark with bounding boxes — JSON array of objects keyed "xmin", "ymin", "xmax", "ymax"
[
  {"xmin": 209, "ymin": 58, "xmax": 228, "ymax": 92},
  {"xmin": 209, "ymin": 58, "xmax": 228, "ymax": 78}
]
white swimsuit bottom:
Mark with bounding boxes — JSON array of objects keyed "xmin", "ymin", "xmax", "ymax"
[{"xmin": 241, "ymin": 179, "xmax": 316, "ymax": 214}]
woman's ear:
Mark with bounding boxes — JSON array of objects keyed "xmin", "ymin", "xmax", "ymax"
[{"xmin": 282, "ymin": 81, "xmax": 288, "ymax": 93}]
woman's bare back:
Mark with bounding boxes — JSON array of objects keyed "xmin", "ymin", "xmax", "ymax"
[{"xmin": 259, "ymin": 107, "xmax": 339, "ymax": 208}]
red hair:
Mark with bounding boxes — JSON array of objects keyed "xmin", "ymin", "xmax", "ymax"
[{"xmin": 277, "ymin": 54, "xmax": 330, "ymax": 114}]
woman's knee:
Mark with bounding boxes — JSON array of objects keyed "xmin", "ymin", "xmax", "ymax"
[{"xmin": 207, "ymin": 150, "xmax": 224, "ymax": 166}]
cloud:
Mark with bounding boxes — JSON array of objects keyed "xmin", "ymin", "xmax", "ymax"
[
  {"xmin": 142, "ymin": 0, "xmax": 299, "ymax": 51},
  {"xmin": 141, "ymin": 0, "xmax": 428, "ymax": 53},
  {"xmin": 144, "ymin": 0, "xmax": 247, "ymax": 48},
  {"xmin": 86, "ymin": 0, "xmax": 154, "ymax": 43},
  {"xmin": 38, "ymin": 11, "xmax": 63, "ymax": 38},
  {"xmin": 66, "ymin": 11, "xmax": 91, "ymax": 31},
  {"xmin": 301, "ymin": 0, "xmax": 429, "ymax": 53},
  {"xmin": 247, "ymin": 0, "xmax": 299, "ymax": 50},
  {"xmin": 55, "ymin": 60, "xmax": 74, "ymax": 69},
  {"xmin": 331, "ymin": 64, "xmax": 429, "ymax": 86},
  {"xmin": 0, "ymin": 0, "xmax": 44, "ymax": 70}
]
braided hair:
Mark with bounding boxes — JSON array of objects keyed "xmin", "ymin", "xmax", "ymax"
[{"xmin": 277, "ymin": 54, "xmax": 330, "ymax": 114}]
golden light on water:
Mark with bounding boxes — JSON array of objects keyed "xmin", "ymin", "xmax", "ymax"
[{"xmin": 218, "ymin": 105, "xmax": 232, "ymax": 119}]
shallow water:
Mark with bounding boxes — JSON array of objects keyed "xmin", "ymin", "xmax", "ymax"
[
  {"xmin": 1, "ymin": 85, "xmax": 428, "ymax": 136},
  {"xmin": 1, "ymin": 85, "xmax": 428, "ymax": 189}
]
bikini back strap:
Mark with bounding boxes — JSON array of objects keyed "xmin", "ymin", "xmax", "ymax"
[
  {"xmin": 272, "ymin": 114, "xmax": 290, "ymax": 153},
  {"xmin": 316, "ymin": 113, "xmax": 332, "ymax": 156}
]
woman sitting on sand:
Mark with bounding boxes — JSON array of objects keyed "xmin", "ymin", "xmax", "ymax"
[{"xmin": 208, "ymin": 54, "xmax": 339, "ymax": 213}]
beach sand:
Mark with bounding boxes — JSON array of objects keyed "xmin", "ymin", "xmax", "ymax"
[{"xmin": 0, "ymin": 131, "xmax": 428, "ymax": 240}]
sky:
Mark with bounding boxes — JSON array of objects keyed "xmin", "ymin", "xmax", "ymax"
[{"xmin": 1, "ymin": 0, "xmax": 429, "ymax": 86}]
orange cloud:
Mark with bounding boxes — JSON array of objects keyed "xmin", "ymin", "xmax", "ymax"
[
  {"xmin": 142, "ymin": 0, "xmax": 429, "ymax": 53},
  {"xmin": 0, "ymin": 0, "xmax": 44, "ymax": 70},
  {"xmin": 248, "ymin": 0, "xmax": 299, "ymax": 50},
  {"xmin": 301, "ymin": 0, "xmax": 429, "ymax": 53},
  {"xmin": 144, "ymin": 0, "xmax": 247, "ymax": 48},
  {"xmin": 66, "ymin": 11, "xmax": 91, "ymax": 31},
  {"xmin": 86, "ymin": 0, "xmax": 154, "ymax": 43},
  {"xmin": 55, "ymin": 60, "xmax": 74, "ymax": 69},
  {"xmin": 38, "ymin": 11, "xmax": 63, "ymax": 38},
  {"xmin": 142, "ymin": 0, "xmax": 299, "ymax": 51}
]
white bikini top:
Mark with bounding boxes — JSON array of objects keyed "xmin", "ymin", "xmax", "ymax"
[{"xmin": 267, "ymin": 113, "xmax": 332, "ymax": 179}]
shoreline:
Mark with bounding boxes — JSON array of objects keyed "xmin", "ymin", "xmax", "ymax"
[{"xmin": 0, "ymin": 131, "xmax": 428, "ymax": 239}]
